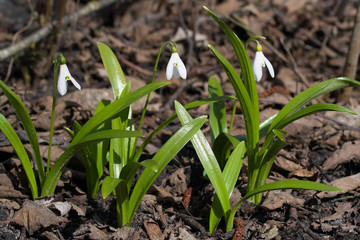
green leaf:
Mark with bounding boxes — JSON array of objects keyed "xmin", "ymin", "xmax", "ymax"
[
  {"xmin": 0, "ymin": 113, "xmax": 38, "ymax": 198},
  {"xmin": 174, "ymin": 101, "xmax": 231, "ymax": 221},
  {"xmin": 209, "ymin": 141, "xmax": 246, "ymax": 233},
  {"xmin": 254, "ymin": 129, "xmax": 287, "ymax": 204},
  {"xmin": 0, "ymin": 79, "xmax": 45, "ymax": 186},
  {"xmin": 72, "ymin": 130, "xmax": 143, "ymax": 148},
  {"xmin": 203, "ymin": 6, "xmax": 257, "ymax": 103},
  {"xmin": 278, "ymin": 103, "xmax": 357, "ymax": 130},
  {"xmin": 208, "ymin": 77, "xmax": 227, "ymax": 144},
  {"xmin": 93, "ymin": 100, "xmax": 111, "ymax": 186},
  {"xmin": 212, "ymin": 132, "xmax": 245, "ymax": 169},
  {"xmin": 120, "ymin": 159, "xmax": 158, "ymax": 183},
  {"xmin": 208, "ymin": 45, "xmax": 259, "ymax": 192},
  {"xmin": 132, "ymin": 96, "xmax": 234, "ymax": 163},
  {"xmin": 41, "ymin": 82, "xmax": 168, "ymax": 196},
  {"xmin": 97, "ymin": 42, "xmax": 127, "ymax": 98},
  {"xmin": 269, "ymin": 77, "xmax": 360, "ymax": 133},
  {"xmin": 226, "ymin": 180, "xmax": 342, "ymax": 232},
  {"xmin": 208, "ymin": 45, "xmax": 258, "ymax": 153},
  {"xmin": 101, "ymin": 176, "xmax": 125, "ymax": 198},
  {"xmin": 128, "ymin": 115, "xmax": 207, "ymax": 223}
]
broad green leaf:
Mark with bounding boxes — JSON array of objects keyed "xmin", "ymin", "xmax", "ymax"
[
  {"xmin": 120, "ymin": 159, "xmax": 158, "ymax": 183},
  {"xmin": 254, "ymin": 129, "xmax": 287, "ymax": 204},
  {"xmin": 73, "ymin": 121, "xmax": 99, "ymax": 199},
  {"xmin": 269, "ymin": 77, "xmax": 360, "ymax": 133},
  {"xmin": 259, "ymin": 113, "xmax": 278, "ymax": 139},
  {"xmin": 209, "ymin": 141, "xmax": 246, "ymax": 233},
  {"xmin": 226, "ymin": 180, "xmax": 342, "ymax": 232},
  {"xmin": 175, "ymin": 101, "xmax": 231, "ymax": 219},
  {"xmin": 41, "ymin": 82, "xmax": 168, "ymax": 196},
  {"xmin": 115, "ymin": 181, "xmax": 130, "ymax": 227},
  {"xmin": 97, "ymin": 42, "xmax": 127, "ymax": 98},
  {"xmin": 70, "ymin": 81, "xmax": 168, "ymax": 147},
  {"xmin": 0, "ymin": 113, "xmax": 38, "ymax": 198},
  {"xmin": 73, "ymin": 130, "xmax": 143, "ymax": 148},
  {"xmin": 208, "ymin": 45, "xmax": 259, "ymax": 190},
  {"xmin": 109, "ymin": 84, "xmax": 131, "ymax": 178},
  {"xmin": 212, "ymin": 132, "xmax": 245, "ymax": 169},
  {"xmin": 208, "ymin": 45, "xmax": 258, "ymax": 153},
  {"xmin": 94, "ymin": 100, "xmax": 111, "ymax": 185},
  {"xmin": 203, "ymin": 7, "xmax": 257, "ymax": 103},
  {"xmin": 128, "ymin": 115, "xmax": 207, "ymax": 222},
  {"xmin": 278, "ymin": 103, "xmax": 357, "ymax": 130},
  {"xmin": 101, "ymin": 176, "xmax": 125, "ymax": 198},
  {"xmin": 208, "ymin": 77, "xmax": 227, "ymax": 144},
  {"xmin": 0, "ymin": 79, "xmax": 45, "ymax": 186},
  {"xmin": 132, "ymin": 96, "xmax": 234, "ymax": 163}
]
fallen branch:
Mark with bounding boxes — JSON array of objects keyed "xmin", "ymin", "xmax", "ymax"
[{"xmin": 0, "ymin": 0, "xmax": 118, "ymax": 61}]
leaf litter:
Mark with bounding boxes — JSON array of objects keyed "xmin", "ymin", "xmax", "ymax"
[{"xmin": 0, "ymin": 0, "xmax": 359, "ymax": 239}]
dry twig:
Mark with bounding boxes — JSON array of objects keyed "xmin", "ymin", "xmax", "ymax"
[{"xmin": 0, "ymin": 0, "xmax": 118, "ymax": 61}]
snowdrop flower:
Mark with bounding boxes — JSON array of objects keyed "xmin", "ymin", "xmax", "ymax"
[
  {"xmin": 166, "ymin": 46, "xmax": 187, "ymax": 80},
  {"xmin": 252, "ymin": 42, "xmax": 275, "ymax": 82},
  {"xmin": 57, "ymin": 55, "xmax": 81, "ymax": 96}
]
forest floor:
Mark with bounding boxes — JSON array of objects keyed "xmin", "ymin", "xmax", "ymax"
[{"xmin": 0, "ymin": 0, "xmax": 360, "ymax": 239}]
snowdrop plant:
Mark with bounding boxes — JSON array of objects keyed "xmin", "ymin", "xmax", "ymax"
[
  {"xmin": 0, "ymin": 53, "xmax": 151, "ymax": 199},
  {"xmin": 174, "ymin": 6, "xmax": 360, "ymax": 233},
  {"xmin": 75, "ymin": 41, "xmax": 205, "ymax": 228}
]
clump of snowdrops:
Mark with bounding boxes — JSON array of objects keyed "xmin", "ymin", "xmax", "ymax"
[
  {"xmin": 172, "ymin": 7, "xmax": 359, "ymax": 233},
  {"xmin": 0, "ymin": 6, "xmax": 359, "ymax": 234}
]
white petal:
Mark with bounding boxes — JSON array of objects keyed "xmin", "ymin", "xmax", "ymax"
[
  {"xmin": 70, "ymin": 77, "xmax": 81, "ymax": 90},
  {"xmin": 263, "ymin": 55, "xmax": 275, "ymax": 78},
  {"xmin": 252, "ymin": 52, "xmax": 263, "ymax": 82},
  {"xmin": 166, "ymin": 54, "xmax": 176, "ymax": 80},
  {"xmin": 176, "ymin": 55, "xmax": 187, "ymax": 79},
  {"xmin": 57, "ymin": 64, "xmax": 69, "ymax": 95}
]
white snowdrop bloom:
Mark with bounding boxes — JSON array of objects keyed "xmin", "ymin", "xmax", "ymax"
[
  {"xmin": 166, "ymin": 47, "xmax": 187, "ymax": 80},
  {"xmin": 57, "ymin": 63, "xmax": 81, "ymax": 96},
  {"xmin": 252, "ymin": 42, "xmax": 275, "ymax": 82}
]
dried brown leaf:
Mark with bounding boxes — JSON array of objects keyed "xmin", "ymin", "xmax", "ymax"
[{"xmin": 12, "ymin": 200, "xmax": 67, "ymax": 235}]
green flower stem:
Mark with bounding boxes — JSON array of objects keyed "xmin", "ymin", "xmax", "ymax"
[
  {"xmin": 132, "ymin": 41, "xmax": 176, "ymax": 160},
  {"xmin": 47, "ymin": 54, "xmax": 61, "ymax": 174},
  {"xmin": 228, "ymin": 99, "xmax": 238, "ymax": 134}
]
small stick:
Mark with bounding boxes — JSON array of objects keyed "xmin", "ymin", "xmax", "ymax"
[
  {"xmin": 0, "ymin": 0, "xmax": 118, "ymax": 61},
  {"xmin": 337, "ymin": 0, "xmax": 360, "ymax": 102},
  {"xmin": 4, "ymin": 0, "xmax": 34, "ymax": 83}
]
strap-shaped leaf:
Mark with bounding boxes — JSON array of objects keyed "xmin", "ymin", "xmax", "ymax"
[
  {"xmin": 269, "ymin": 77, "xmax": 360, "ymax": 133},
  {"xmin": 203, "ymin": 6, "xmax": 257, "ymax": 104},
  {"xmin": 70, "ymin": 81, "xmax": 168, "ymax": 147},
  {"xmin": 0, "ymin": 113, "xmax": 38, "ymax": 198},
  {"xmin": 208, "ymin": 77, "xmax": 227, "ymax": 144},
  {"xmin": 279, "ymin": 103, "xmax": 357, "ymax": 130},
  {"xmin": 209, "ymin": 141, "xmax": 246, "ymax": 232},
  {"xmin": 174, "ymin": 101, "xmax": 231, "ymax": 220},
  {"xmin": 101, "ymin": 176, "xmax": 125, "ymax": 198},
  {"xmin": 97, "ymin": 42, "xmax": 127, "ymax": 98},
  {"xmin": 208, "ymin": 45, "xmax": 258, "ymax": 152},
  {"xmin": 132, "ymin": 96, "xmax": 234, "ymax": 163},
  {"xmin": 128, "ymin": 115, "xmax": 207, "ymax": 222},
  {"xmin": 41, "ymin": 82, "xmax": 168, "ymax": 196},
  {"xmin": 0, "ymin": 79, "xmax": 45, "ymax": 186}
]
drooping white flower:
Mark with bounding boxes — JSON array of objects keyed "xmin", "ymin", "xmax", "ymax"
[
  {"xmin": 57, "ymin": 63, "xmax": 81, "ymax": 96},
  {"xmin": 166, "ymin": 46, "xmax": 187, "ymax": 80},
  {"xmin": 252, "ymin": 42, "xmax": 275, "ymax": 82}
]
